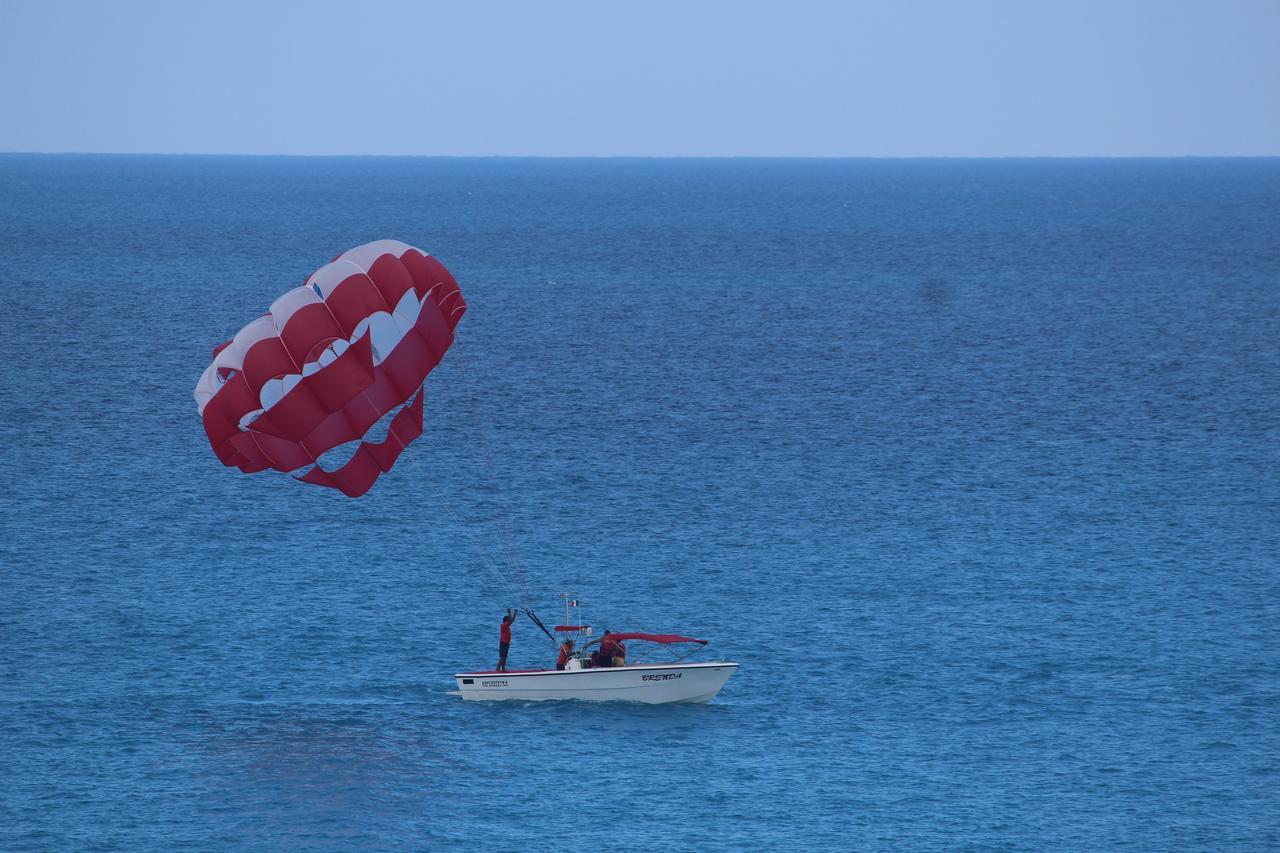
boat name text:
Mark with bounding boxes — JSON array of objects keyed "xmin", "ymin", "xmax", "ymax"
[{"xmin": 641, "ymin": 673, "xmax": 682, "ymax": 681}]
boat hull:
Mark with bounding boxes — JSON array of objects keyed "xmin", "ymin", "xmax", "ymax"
[{"xmin": 454, "ymin": 661, "xmax": 738, "ymax": 704}]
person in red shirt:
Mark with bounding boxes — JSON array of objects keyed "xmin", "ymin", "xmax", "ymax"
[
  {"xmin": 598, "ymin": 631, "xmax": 615, "ymax": 667},
  {"xmin": 611, "ymin": 636, "xmax": 626, "ymax": 667},
  {"xmin": 598, "ymin": 630, "xmax": 626, "ymax": 667},
  {"xmin": 556, "ymin": 638, "xmax": 575, "ymax": 670},
  {"xmin": 496, "ymin": 609, "xmax": 518, "ymax": 672}
]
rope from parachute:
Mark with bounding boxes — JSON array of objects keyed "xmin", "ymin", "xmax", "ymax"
[
  {"xmin": 402, "ymin": 445, "xmax": 524, "ymax": 622},
  {"xmin": 453, "ymin": 340, "xmax": 535, "ymax": 614},
  {"xmin": 416, "ymin": 337, "xmax": 554, "ymax": 648}
]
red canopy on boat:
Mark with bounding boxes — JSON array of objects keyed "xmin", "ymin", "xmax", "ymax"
[{"xmin": 587, "ymin": 633, "xmax": 707, "ymax": 646}]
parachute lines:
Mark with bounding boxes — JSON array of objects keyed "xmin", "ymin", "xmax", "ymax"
[{"xmin": 454, "ymin": 342, "xmax": 534, "ymax": 613}]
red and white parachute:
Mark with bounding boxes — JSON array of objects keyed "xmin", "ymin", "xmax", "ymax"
[{"xmin": 193, "ymin": 240, "xmax": 466, "ymax": 497}]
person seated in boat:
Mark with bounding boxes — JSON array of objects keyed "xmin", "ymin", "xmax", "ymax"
[
  {"xmin": 598, "ymin": 631, "xmax": 615, "ymax": 667},
  {"xmin": 599, "ymin": 630, "xmax": 626, "ymax": 667},
  {"xmin": 556, "ymin": 638, "xmax": 575, "ymax": 670},
  {"xmin": 611, "ymin": 637, "xmax": 626, "ymax": 667}
]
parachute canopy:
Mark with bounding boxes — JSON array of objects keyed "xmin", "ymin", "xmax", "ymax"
[{"xmin": 193, "ymin": 240, "xmax": 465, "ymax": 497}]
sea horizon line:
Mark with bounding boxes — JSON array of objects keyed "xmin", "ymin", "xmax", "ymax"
[{"xmin": 2, "ymin": 151, "xmax": 1278, "ymax": 161}]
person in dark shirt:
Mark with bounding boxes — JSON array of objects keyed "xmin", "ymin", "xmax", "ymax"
[
  {"xmin": 556, "ymin": 638, "xmax": 575, "ymax": 670},
  {"xmin": 496, "ymin": 609, "xmax": 518, "ymax": 672}
]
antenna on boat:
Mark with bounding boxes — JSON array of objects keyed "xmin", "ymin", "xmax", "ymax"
[
  {"xmin": 560, "ymin": 592, "xmax": 591, "ymax": 636},
  {"xmin": 563, "ymin": 591, "xmax": 576, "ymax": 629}
]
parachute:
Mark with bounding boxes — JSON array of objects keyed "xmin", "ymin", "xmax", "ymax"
[{"xmin": 193, "ymin": 240, "xmax": 466, "ymax": 497}]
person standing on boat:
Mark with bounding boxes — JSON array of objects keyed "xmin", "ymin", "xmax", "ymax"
[
  {"xmin": 556, "ymin": 638, "xmax": 575, "ymax": 670},
  {"xmin": 497, "ymin": 609, "xmax": 518, "ymax": 672}
]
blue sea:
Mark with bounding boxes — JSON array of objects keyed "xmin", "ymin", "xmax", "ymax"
[{"xmin": 1, "ymin": 155, "xmax": 1278, "ymax": 850}]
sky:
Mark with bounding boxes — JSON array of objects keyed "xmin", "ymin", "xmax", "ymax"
[{"xmin": 1, "ymin": 0, "xmax": 1278, "ymax": 157}]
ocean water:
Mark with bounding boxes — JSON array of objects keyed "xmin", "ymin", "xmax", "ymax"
[{"xmin": 1, "ymin": 155, "xmax": 1278, "ymax": 850}]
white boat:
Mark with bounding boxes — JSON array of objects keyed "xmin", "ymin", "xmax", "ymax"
[
  {"xmin": 454, "ymin": 658, "xmax": 738, "ymax": 704},
  {"xmin": 455, "ymin": 600, "xmax": 738, "ymax": 704}
]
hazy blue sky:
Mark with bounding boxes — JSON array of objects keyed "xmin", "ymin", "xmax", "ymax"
[{"xmin": 2, "ymin": 0, "xmax": 1277, "ymax": 156}]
